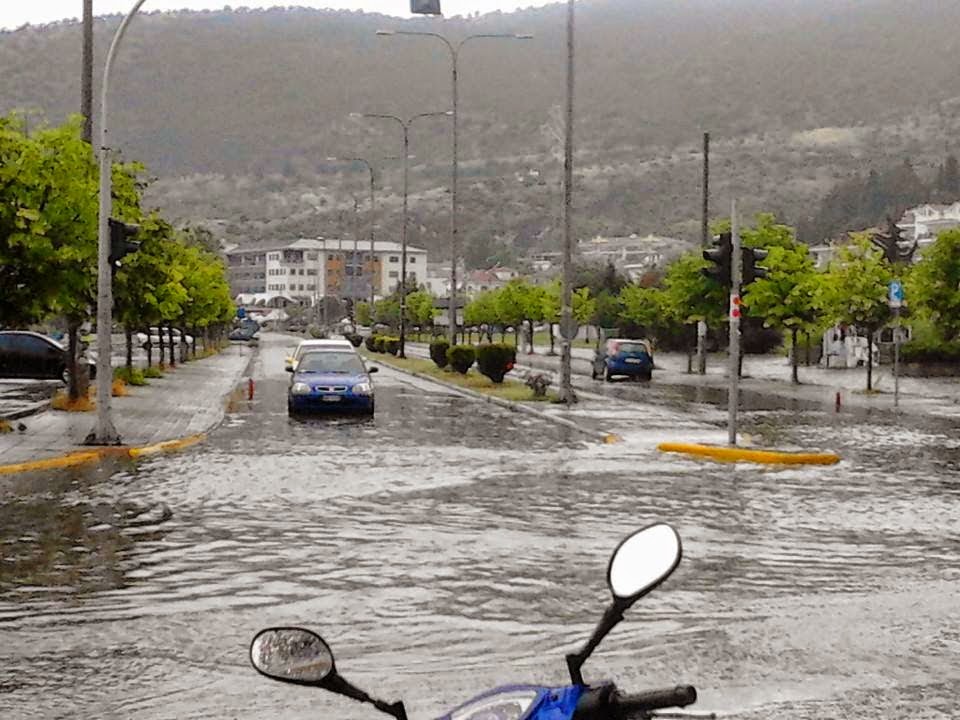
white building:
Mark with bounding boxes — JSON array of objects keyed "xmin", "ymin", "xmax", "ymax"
[
  {"xmin": 897, "ymin": 201, "xmax": 960, "ymax": 250},
  {"xmin": 228, "ymin": 238, "xmax": 427, "ymax": 306}
]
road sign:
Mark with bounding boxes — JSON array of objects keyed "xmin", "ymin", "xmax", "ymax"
[
  {"xmin": 888, "ymin": 280, "xmax": 904, "ymax": 308},
  {"xmin": 560, "ymin": 316, "xmax": 580, "ymax": 341},
  {"xmin": 729, "ymin": 294, "xmax": 742, "ymax": 319}
]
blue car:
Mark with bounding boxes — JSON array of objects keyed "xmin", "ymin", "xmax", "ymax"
[
  {"xmin": 591, "ymin": 338, "xmax": 654, "ymax": 382},
  {"xmin": 287, "ymin": 350, "xmax": 377, "ymax": 415}
]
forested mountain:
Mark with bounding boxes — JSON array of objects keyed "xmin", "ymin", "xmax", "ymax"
[{"xmin": 3, "ymin": 0, "xmax": 960, "ymax": 264}]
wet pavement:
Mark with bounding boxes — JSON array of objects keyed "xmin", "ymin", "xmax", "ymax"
[
  {"xmin": 1, "ymin": 333, "xmax": 958, "ymax": 719},
  {"xmin": 0, "ymin": 380, "xmax": 58, "ymax": 420}
]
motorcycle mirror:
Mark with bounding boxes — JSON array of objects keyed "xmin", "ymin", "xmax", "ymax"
[
  {"xmin": 250, "ymin": 627, "xmax": 334, "ymax": 685},
  {"xmin": 566, "ymin": 523, "xmax": 683, "ymax": 686},
  {"xmin": 607, "ymin": 523, "xmax": 682, "ymax": 601},
  {"xmin": 249, "ymin": 627, "xmax": 409, "ymax": 720}
]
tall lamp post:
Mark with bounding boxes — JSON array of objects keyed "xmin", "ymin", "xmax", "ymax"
[
  {"xmin": 328, "ymin": 156, "xmax": 378, "ymax": 314},
  {"xmin": 376, "ymin": 30, "xmax": 532, "ymax": 347},
  {"xmin": 87, "ymin": 0, "xmax": 148, "ymax": 445},
  {"xmin": 559, "ymin": 0, "xmax": 577, "ymax": 404},
  {"xmin": 351, "ymin": 111, "xmax": 452, "ymax": 358}
]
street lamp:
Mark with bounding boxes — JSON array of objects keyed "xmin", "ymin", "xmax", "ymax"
[
  {"xmin": 87, "ymin": 0, "xmax": 148, "ymax": 445},
  {"xmin": 559, "ymin": 0, "xmax": 577, "ymax": 404},
  {"xmin": 327, "ymin": 156, "xmax": 378, "ymax": 314},
  {"xmin": 350, "ymin": 111, "xmax": 452, "ymax": 358},
  {"xmin": 376, "ymin": 29, "xmax": 532, "ymax": 346}
]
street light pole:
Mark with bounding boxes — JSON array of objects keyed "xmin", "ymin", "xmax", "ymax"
[
  {"xmin": 86, "ymin": 0, "xmax": 148, "ymax": 446},
  {"xmin": 559, "ymin": 0, "xmax": 577, "ymax": 404},
  {"xmin": 352, "ymin": 111, "xmax": 451, "ymax": 358},
  {"xmin": 376, "ymin": 30, "xmax": 532, "ymax": 348},
  {"xmin": 328, "ymin": 157, "xmax": 377, "ymax": 315}
]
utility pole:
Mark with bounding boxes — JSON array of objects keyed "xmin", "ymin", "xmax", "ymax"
[
  {"xmin": 728, "ymin": 201, "xmax": 742, "ymax": 446},
  {"xmin": 697, "ymin": 131, "xmax": 709, "ymax": 375},
  {"xmin": 559, "ymin": 0, "xmax": 577, "ymax": 404},
  {"xmin": 86, "ymin": 0, "xmax": 148, "ymax": 446},
  {"xmin": 82, "ymin": 0, "xmax": 94, "ymax": 143}
]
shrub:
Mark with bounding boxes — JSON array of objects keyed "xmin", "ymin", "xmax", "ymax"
[
  {"xmin": 476, "ymin": 343, "xmax": 517, "ymax": 383},
  {"xmin": 447, "ymin": 344, "xmax": 476, "ymax": 374},
  {"xmin": 111, "ymin": 378, "xmax": 129, "ymax": 397},
  {"xmin": 364, "ymin": 334, "xmax": 379, "ymax": 352},
  {"xmin": 384, "ymin": 337, "xmax": 400, "ymax": 355},
  {"xmin": 525, "ymin": 371, "xmax": 552, "ymax": 398},
  {"xmin": 114, "ymin": 366, "xmax": 148, "ymax": 386},
  {"xmin": 143, "ymin": 366, "xmax": 164, "ymax": 379},
  {"xmin": 901, "ymin": 338, "xmax": 960, "ymax": 364},
  {"xmin": 308, "ymin": 324, "xmax": 323, "ymax": 339},
  {"xmin": 429, "ymin": 339, "xmax": 450, "ymax": 368},
  {"xmin": 345, "ymin": 333, "xmax": 364, "ymax": 347}
]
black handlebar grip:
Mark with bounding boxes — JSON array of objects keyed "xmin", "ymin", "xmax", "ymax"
[{"xmin": 616, "ymin": 685, "xmax": 697, "ymax": 716}]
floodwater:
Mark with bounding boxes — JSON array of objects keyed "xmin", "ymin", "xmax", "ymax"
[{"xmin": 1, "ymin": 334, "xmax": 958, "ymax": 719}]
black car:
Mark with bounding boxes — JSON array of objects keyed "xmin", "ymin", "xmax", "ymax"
[{"xmin": 0, "ymin": 331, "xmax": 97, "ymax": 382}]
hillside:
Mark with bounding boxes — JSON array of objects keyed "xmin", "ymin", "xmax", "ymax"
[{"xmin": 3, "ymin": 0, "xmax": 960, "ymax": 263}]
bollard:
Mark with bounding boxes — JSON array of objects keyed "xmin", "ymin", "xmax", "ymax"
[
  {"xmin": 248, "ymin": 377, "xmax": 255, "ymax": 401},
  {"xmin": 835, "ymin": 391, "xmax": 841, "ymax": 412}
]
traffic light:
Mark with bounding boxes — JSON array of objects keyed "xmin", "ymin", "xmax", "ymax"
[
  {"xmin": 742, "ymin": 246, "xmax": 769, "ymax": 285},
  {"xmin": 108, "ymin": 218, "xmax": 141, "ymax": 268},
  {"xmin": 410, "ymin": 0, "xmax": 442, "ymax": 14},
  {"xmin": 702, "ymin": 231, "xmax": 733, "ymax": 288}
]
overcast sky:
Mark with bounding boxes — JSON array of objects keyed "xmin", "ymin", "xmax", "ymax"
[{"xmin": 1, "ymin": 1, "xmax": 559, "ymax": 31}]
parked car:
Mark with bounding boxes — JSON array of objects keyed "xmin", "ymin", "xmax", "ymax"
[
  {"xmin": 284, "ymin": 338, "xmax": 356, "ymax": 371},
  {"xmin": 137, "ymin": 327, "xmax": 194, "ymax": 348},
  {"xmin": 591, "ymin": 338, "xmax": 654, "ymax": 382},
  {"xmin": 286, "ymin": 349, "xmax": 378, "ymax": 415},
  {"xmin": 0, "ymin": 331, "xmax": 97, "ymax": 382}
]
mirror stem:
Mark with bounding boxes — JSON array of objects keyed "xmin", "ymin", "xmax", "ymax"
[
  {"xmin": 374, "ymin": 699, "xmax": 408, "ymax": 720},
  {"xmin": 567, "ymin": 602, "xmax": 625, "ymax": 685},
  {"xmin": 325, "ymin": 674, "xmax": 407, "ymax": 720}
]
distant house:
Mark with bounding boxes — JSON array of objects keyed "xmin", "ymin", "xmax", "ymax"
[{"xmin": 897, "ymin": 201, "xmax": 960, "ymax": 250}]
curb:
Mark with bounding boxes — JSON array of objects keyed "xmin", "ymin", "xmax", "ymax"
[
  {"xmin": 0, "ymin": 400, "xmax": 51, "ymax": 422},
  {"xmin": 658, "ymin": 442, "xmax": 841, "ymax": 466},
  {"xmin": 372, "ymin": 356, "xmax": 620, "ymax": 444}
]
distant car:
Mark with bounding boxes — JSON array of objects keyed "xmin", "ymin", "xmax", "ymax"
[
  {"xmin": 591, "ymin": 338, "xmax": 654, "ymax": 382},
  {"xmin": 286, "ymin": 349, "xmax": 378, "ymax": 415},
  {"xmin": 285, "ymin": 338, "xmax": 356, "ymax": 371},
  {"xmin": 229, "ymin": 326, "xmax": 259, "ymax": 342},
  {"xmin": 137, "ymin": 327, "xmax": 195, "ymax": 348},
  {"xmin": 0, "ymin": 331, "xmax": 97, "ymax": 383}
]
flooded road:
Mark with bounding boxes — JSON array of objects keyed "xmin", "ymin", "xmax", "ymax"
[{"xmin": 1, "ymin": 333, "xmax": 958, "ymax": 719}]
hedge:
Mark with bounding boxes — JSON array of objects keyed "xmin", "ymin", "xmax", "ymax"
[
  {"xmin": 429, "ymin": 339, "xmax": 450, "ymax": 368},
  {"xmin": 476, "ymin": 343, "xmax": 516, "ymax": 383},
  {"xmin": 447, "ymin": 344, "xmax": 476, "ymax": 374}
]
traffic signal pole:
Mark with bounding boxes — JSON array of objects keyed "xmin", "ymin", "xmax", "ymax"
[
  {"xmin": 728, "ymin": 201, "xmax": 742, "ymax": 446},
  {"xmin": 697, "ymin": 131, "xmax": 709, "ymax": 375}
]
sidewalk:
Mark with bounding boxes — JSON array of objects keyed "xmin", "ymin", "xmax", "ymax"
[
  {"xmin": 409, "ymin": 342, "xmax": 960, "ymax": 419},
  {"xmin": 0, "ymin": 344, "xmax": 253, "ymax": 466}
]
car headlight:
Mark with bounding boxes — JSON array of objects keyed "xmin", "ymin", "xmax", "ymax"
[
  {"xmin": 352, "ymin": 382, "xmax": 372, "ymax": 395},
  {"xmin": 291, "ymin": 382, "xmax": 312, "ymax": 395}
]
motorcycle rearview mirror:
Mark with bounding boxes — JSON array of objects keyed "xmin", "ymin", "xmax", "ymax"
[
  {"xmin": 566, "ymin": 523, "xmax": 682, "ymax": 685},
  {"xmin": 250, "ymin": 628, "xmax": 408, "ymax": 720}
]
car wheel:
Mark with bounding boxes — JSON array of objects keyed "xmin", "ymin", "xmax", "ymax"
[
  {"xmin": 605, "ymin": 367, "xmax": 613, "ymax": 383},
  {"xmin": 641, "ymin": 370, "xmax": 652, "ymax": 382},
  {"xmin": 60, "ymin": 365, "xmax": 70, "ymax": 384}
]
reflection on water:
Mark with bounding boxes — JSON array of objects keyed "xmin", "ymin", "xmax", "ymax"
[{"xmin": 1, "ymin": 355, "xmax": 958, "ymax": 719}]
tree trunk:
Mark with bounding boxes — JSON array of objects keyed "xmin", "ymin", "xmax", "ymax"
[
  {"xmin": 67, "ymin": 320, "xmax": 82, "ymax": 401},
  {"xmin": 146, "ymin": 340, "xmax": 153, "ymax": 368},
  {"xmin": 866, "ymin": 329, "xmax": 873, "ymax": 391},
  {"xmin": 125, "ymin": 326, "xmax": 133, "ymax": 370},
  {"xmin": 549, "ymin": 323, "xmax": 556, "ymax": 356},
  {"xmin": 158, "ymin": 328, "xmax": 166, "ymax": 368},
  {"xmin": 791, "ymin": 328, "xmax": 799, "ymax": 384},
  {"xmin": 167, "ymin": 325, "xmax": 176, "ymax": 367}
]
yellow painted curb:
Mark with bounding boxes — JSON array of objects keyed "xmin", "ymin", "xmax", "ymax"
[
  {"xmin": 0, "ymin": 433, "xmax": 208, "ymax": 476},
  {"xmin": 658, "ymin": 442, "xmax": 840, "ymax": 465},
  {"xmin": 0, "ymin": 450, "xmax": 103, "ymax": 476},
  {"xmin": 128, "ymin": 433, "xmax": 206, "ymax": 458}
]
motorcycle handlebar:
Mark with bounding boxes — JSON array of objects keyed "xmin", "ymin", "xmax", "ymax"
[{"xmin": 615, "ymin": 685, "xmax": 698, "ymax": 717}]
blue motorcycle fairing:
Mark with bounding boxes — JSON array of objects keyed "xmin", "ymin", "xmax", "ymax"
[{"xmin": 435, "ymin": 684, "xmax": 583, "ymax": 720}]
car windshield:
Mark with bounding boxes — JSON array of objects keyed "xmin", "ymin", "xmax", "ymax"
[
  {"xmin": 297, "ymin": 352, "xmax": 365, "ymax": 374},
  {"xmin": 616, "ymin": 342, "xmax": 649, "ymax": 354}
]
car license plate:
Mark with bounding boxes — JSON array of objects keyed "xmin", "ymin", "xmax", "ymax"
[
  {"xmin": 626, "ymin": 358, "xmax": 642, "ymax": 364},
  {"xmin": 321, "ymin": 395, "xmax": 342, "ymax": 402}
]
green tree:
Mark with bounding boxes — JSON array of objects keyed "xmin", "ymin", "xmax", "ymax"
[
  {"xmin": 660, "ymin": 251, "xmax": 726, "ymax": 358},
  {"xmin": 741, "ymin": 244, "xmax": 820, "ymax": 383},
  {"xmin": 464, "ymin": 290, "xmax": 501, "ymax": 341},
  {"xmin": 617, "ymin": 285, "xmax": 663, "ymax": 338},
  {"xmin": 908, "ymin": 228, "xmax": 960, "ymax": 341},
  {"xmin": 355, "ymin": 301, "xmax": 372, "ymax": 327},
  {"xmin": 404, "ymin": 290, "xmax": 437, "ymax": 339},
  {"xmin": 496, "ymin": 279, "xmax": 545, "ymax": 351},
  {"xmin": 819, "ymin": 235, "xmax": 893, "ymax": 390}
]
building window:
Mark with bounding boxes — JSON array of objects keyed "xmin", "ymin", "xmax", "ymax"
[
  {"xmin": 306, "ymin": 268, "xmax": 318, "ymax": 275},
  {"xmin": 307, "ymin": 252, "xmax": 318, "ymax": 260},
  {"xmin": 389, "ymin": 256, "xmax": 399, "ymax": 263},
  {"xmin": 409, "ymin": 257, "xmax": 417, "ymax": 264},
  {"xmin": 389, "ymin": 271, "xmax": 399, "ymax": 278},
  {"xmin": 307, "ymin": 284, "xmax": 316, "ymax": 291}
]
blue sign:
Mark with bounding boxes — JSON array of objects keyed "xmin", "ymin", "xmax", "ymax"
[
  {"xmin": 888, "ymin": 280, "xmax": 904, "ymax": 308},
  {"xmin": 236, "ymin": 307, "xmax": 246, "ymax": 319}
]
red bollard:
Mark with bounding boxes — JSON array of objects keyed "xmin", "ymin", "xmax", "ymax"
[
  {"xmin": 835, "ymin": 391, "xmax": 841, "ymax": 412},
  {"xmin": 248, "ymin": 377, "xmax": 255, "ymax": 400}
]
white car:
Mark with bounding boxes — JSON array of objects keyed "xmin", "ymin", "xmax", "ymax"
[
  {"xmin": 285, "ymin": 338, "xmax": 356, "ymax": 371},
  {"xmin": 137, "ymin": 327, "xmax": 194, "ymax": 348}
]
